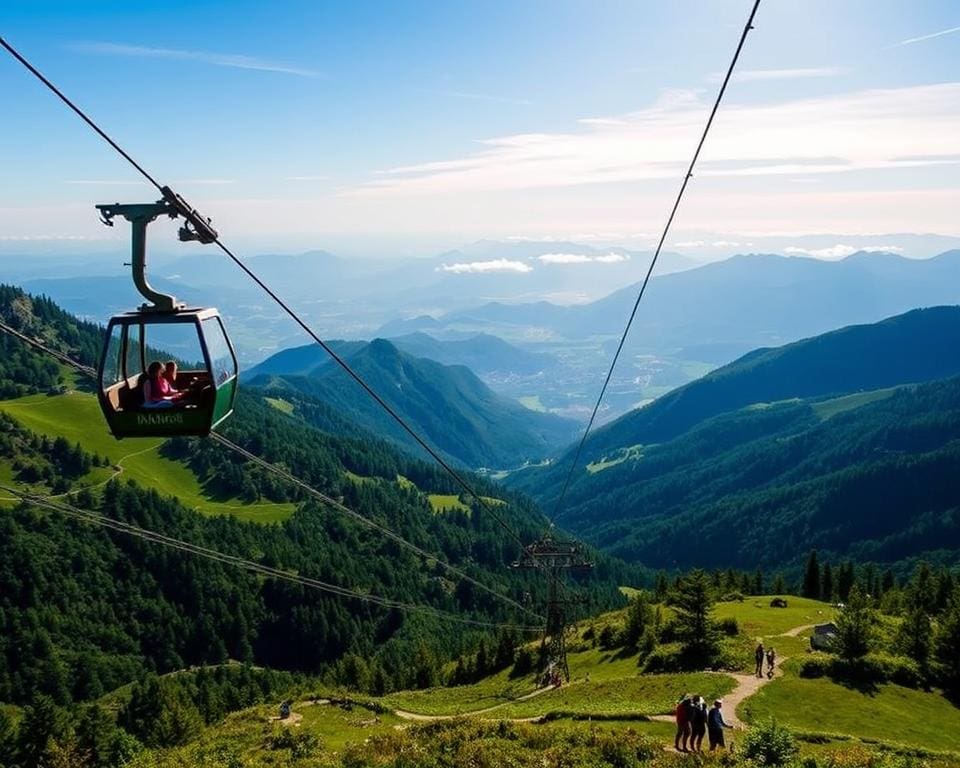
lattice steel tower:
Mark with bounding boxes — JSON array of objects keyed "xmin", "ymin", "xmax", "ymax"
[{"xmin": 513, "ymin": 535, "xmax": 593, "ymax": 682}]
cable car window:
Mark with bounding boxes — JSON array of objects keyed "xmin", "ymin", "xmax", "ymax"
[
  {"xmin": 102, "ymin": 324, "xmax": 125, "ymax": 387},
  {"xmin": 143, "ymin": 323, "xmax": 206, "ymax": 375},
  {"xmin": 124, "ymin": 324, "xmax": 144, "ymax": 379},
  {"xmin": 202, "ymin": 317, "xmax": 236, "ymax": 386}
]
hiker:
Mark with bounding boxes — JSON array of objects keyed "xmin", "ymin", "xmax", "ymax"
[
  {"xmin": 766, "ymin": 647, "xmax": 776, "ymax": 678},
  {"xmin": 674, "ymin": 694, "xmax": 692, "ymax": 752},
  {"xmin": 690, "ymin": 695, "xmax": 707, "ymax": 752},
  {"xmin": 708, "ymin": 699, "xmax": 733, "ymax": 750},
  {"xmin": 754, "ymin": 642, "xmax": 765, "ymax": 677}
]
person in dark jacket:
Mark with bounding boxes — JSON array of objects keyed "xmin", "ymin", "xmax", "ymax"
[
  {"xmin": 674, "ymin": 694, "xmax": 692, "ymax": 751},
  {"xmin": 690, "ymin": 696, "xmax": 707, "ymax": 752},
  {"xmin": 708, "ymin": 699, "xmax": 733, "ymax": 750},
  {"xmin": 755, "ymin": 642, "xmax": 765, "ymax": 677}
]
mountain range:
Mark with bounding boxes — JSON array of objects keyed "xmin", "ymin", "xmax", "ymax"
[{"xmin": 506, "ymin": 306, "xmax": 960, "ymax": 571}]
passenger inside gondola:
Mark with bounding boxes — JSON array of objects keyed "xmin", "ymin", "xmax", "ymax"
[{"xmin": 142, "ymin": 361, "xmax": 184, "ymax": 409}]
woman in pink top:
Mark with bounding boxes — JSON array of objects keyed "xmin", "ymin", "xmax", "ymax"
[{"xmin": 142, "ymin": 361, "xmax": 182, "ymax": 409}]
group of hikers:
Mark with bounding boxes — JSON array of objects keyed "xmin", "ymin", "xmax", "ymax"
[
  {"xmin": 755, "ymin": 643, "xmax": 776, "ymax": 678},
  {"xmin": 674, "ymin": 695, "xmax": 734, "ymax": 752}
]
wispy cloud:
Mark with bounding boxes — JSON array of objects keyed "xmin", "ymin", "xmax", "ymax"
[
  {"xmin": 345, "ymin": 82, "xmax": 960, "ymax": 197},
  {"xmin": 69, "ymin": 42, "xmax": 321, "ymax": 78},
  {"xmin": 63, "ymin": 179, "xmax": 144, "ymax": 186},
  {"xmin": 438, "ymin": 259, "xmax": 533, "ymax": 274},
  {"xmin": 537, "ymin": 251, "xmax": 629, "ymax": 265},
  {"xmin": 784, "ymin": 244, "xmax": 903, "ymax": 259},
  {"xmin": 0, "ymin": 234, "xmax": 116, "ymax": 241},
  {"xmin": 284, "ymin": 175, "xmax": 330, "ymax": 182},
  {"xmin": 714, "ymin": 67, "xmax": 847, "ymax": 83},
  {"xmin": 64, "ymin": 178, "xmax": 236, "ymax": 185},
  {"xmin": 892, "ymin": 25, "xmax": 960, "ymax": 48},
  {"xmin": 436, "ymin": 90, "xmax": 533, "ymax": 106}
]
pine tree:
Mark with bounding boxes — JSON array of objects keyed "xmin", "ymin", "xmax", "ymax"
[
  {"xmin": 672, "ymin": 570, "xmax": 721, "ymax": 667},
  {"xmin": 16, "ymin": 694, "xmax": 62, "ymax": 768},
  {"xmin": 907, "ymin": 562, "xmax": 936, "ymax": 614},
  {"xmin": 837, "ymin": 562, "xmax": 855, "ymax": 601},
  {"xmin": 494, "ymin": 631, "xmax": 516, "ymax": 671},
  {"xmin": 655, "ymin": 572, "xmax": 669, "ymax": 601},
  {"xmin": 752, "ymin": 569, "xmax": 764, "ymax": 595},
  {"xmin": 76, "ymin": 704, "xmax": 116, "ymax": 768},
  {"xmin": 835, "ymin": 585, "xmax": 874, "ymax": 661},
  {"xmin": 934, "ymin": 569, "xmax": 955, "ymax": 614},
  {"xmin": 934, "ymin": 588, "xmax": 960, "ymax": 695},
  {"xmin": 623, "ymin": 592, "xmax": 654, "ymax": 648},
  {"xmin": 897, "ymin": 602, "xmax": 932, "ymax": 682},
  {"xmin": 772, "ymin": 574, "xmax": 786, "ymax": 594},
  {"xmin": 802, "ymin": 551, "xmax": 821, "ymax": 599},
  {"xmin": 821, "ymin": 563, "xmax": 835, "ymax": 603}
]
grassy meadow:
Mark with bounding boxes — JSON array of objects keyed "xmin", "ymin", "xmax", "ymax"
[{"xmin": 0, "ymin": 391, "xmax": 296, "ymax": 522}]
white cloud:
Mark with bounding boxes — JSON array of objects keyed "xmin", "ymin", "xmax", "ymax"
[
  {"xmin": 711, "ymin": 240, "xmax": 740, "ymax": 247},
  {"xmin": 538, "ymin": 253, "xmax": 592, "ymax": 264},
  {"xmin": 70, "ymin": 42, "xmax": 321, "ymax": 78},
  {"xmin": 673, "ymin": 240, "xmax": 705, "ymax": 248},
  {"xmin": 892, "ymin": 25, "xmax": 960, "ymax": 47},
  {"xmin": 0, "ymin": 234, "xmax": 114, "ymax": 241},
  {"xmin": 284, "ymin": 175, "xmax": 330, "ymax": 182},
  {"xmin": 438, "ymin": 259, "xmax": 533, "ymax": 274},
  {"xmin": 345, "ymin": 82, "xmax": 960, "ymax": 197},
  {"xmin": 784, "ymin": 244, "xmax": 904, "ymax": 259},
  {"xmin": 594, "ymin": 252, "xmax": 629, "ymax": 263},
  {"xmin": 537, "ymin": 252, "xmax": 629, "ymax": 264},
  {"xmin": 65, "ymin": 178, "xmax": 235, "ymax": 185}
]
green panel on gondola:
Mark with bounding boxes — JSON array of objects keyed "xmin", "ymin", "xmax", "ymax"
[{"xmin": 106, "ymin": 407, "xmax": 220, "ymax": 438}]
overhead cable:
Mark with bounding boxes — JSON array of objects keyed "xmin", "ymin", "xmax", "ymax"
[
  {"xmin": 550, "ymin": 0, "xmax": 763, "ymax": 523},
  {"xmin": 0, "ymin": 34, "xmax": 527, "ymax": 550},
  {"xmin": 1, "ymin": 485, "xmax": 541, "ymax": 633},
  {"xmin": 0, "ymin": 322, "xmax": 542, "ymax": 621}
]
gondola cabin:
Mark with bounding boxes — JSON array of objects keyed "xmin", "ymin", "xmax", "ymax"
[
  {"xmin": 93, "ymin": 194, "xmax": 237, "ymax": 439},
  {"xmin": 98, "ymin": 308, "xmax": 238, "ymax": 438}
]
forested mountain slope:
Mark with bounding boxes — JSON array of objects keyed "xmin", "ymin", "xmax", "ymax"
[
  {"xmin": 250, "ymin": 338, "xmax": 577, "ymax": 469},
  {"xmin": 505, "ymin": 307, "xmax": 960, "ymax": 572},
  {"xmin": 513, "ymin": 306, "xmax": 960, "ymax": 488},
  {"xmin": 510, "ymin": 378, "xmax": 960, "ymax": 573},
  {"xmin": 0, "ymin": 284, "xmax": 632, "ymax": 706}
]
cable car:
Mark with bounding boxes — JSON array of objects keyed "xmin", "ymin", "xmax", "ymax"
[{"xmin": 95, "ymin": 194, "xmax": 238, "ymax": 438}]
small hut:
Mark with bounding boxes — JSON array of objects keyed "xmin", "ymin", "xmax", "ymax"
[{"xmin": 810, "ymin": 622, "xmax": 838, "ymax": 651}]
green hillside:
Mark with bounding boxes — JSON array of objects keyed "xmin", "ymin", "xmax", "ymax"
[
  {"xmin": 251, "ymin": 337, "xmax": 578, "ymax": 470},
  {"xmin": 0, "ymin": 391, "xmax": 296, "ymax": 522},
  {"xmin": 517, "ymin": 305, "xmax": 960, "ymax": 484},
  {"xmin": 520, "ymin": 375, "xmax": 960, "ymax": 570},
  {"xmin": 74, "ymin": 591, "xmax": 960, "ymax": 767},
  {"xmin": 507, "ymin": 308, "xmax": 960, "ymax": 572}
]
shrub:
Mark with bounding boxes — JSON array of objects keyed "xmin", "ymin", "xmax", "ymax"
[
  {"xmin": 641, "ymin": 643, "xmax": 683, "ymax": 672},
  {"xmin": 717, "ymin": 617, "xmax": 740, "ymax": 637},
  {"xmin": 798, "ymin": 656, "xmax": 829, "ymax": 679},
  {"xmin": 598, "ymin": 624, "xmax": 620, "ymax": 650},
  {"xmin": 720, "ymin": 591, "xmax": 745, "ymax": 603},
  {"xmin": 825, "ymin": 653, "xmax": 922, "ymax": 688},
  {"xmin": 741, "ymin": 719, "xmax": 799, "ymax": 766}
]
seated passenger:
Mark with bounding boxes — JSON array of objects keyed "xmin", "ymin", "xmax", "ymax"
[
  {"xmin": 143, "ymin": 361, "xmax": 183, "ymax": 409},
  {"xmin": 163, "ymin": 361, "xmax": 179, "ymax": 392}
]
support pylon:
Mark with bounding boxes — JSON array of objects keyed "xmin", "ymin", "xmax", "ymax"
[{"xmin": 513, "ymin": 535, "xmax": 592, "ymax": 682}]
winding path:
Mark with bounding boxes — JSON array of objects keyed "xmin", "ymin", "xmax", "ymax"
[{"xmin": 393, "ymin": 684, "xmax": 554, "ymax": 722}]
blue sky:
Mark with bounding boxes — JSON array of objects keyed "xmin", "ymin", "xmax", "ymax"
[{"xmin": 2, "ymin": 0, "xmax": 959, "ymax": 258}]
